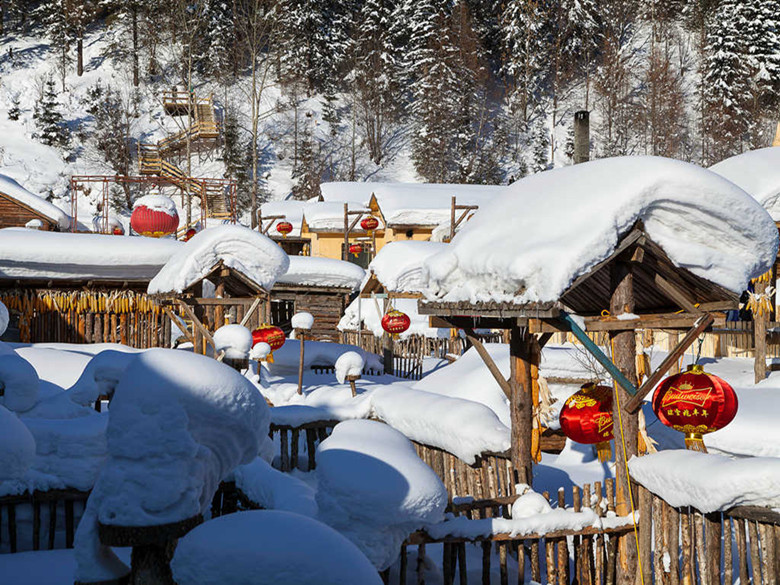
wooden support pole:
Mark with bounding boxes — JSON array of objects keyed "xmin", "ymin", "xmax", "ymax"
[
  {"xmin": 754, "ymin": 278, "xmax": 769, "ymax": 383},
  {"xmin": 509, "ymin": 325, "xmax": 536, "ymax": 487},
  {"xmin": 343, "ymin": 203, "xmax": 349, "ymax": 261},
  {"xmin": 297, "ymin": 329, "xmax": 305, "ymax": 395}
]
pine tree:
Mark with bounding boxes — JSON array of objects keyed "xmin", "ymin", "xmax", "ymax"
[
  {"xmin": 33, "ymin": 77, "xmax": 70, "ymax": 148},
  {"xmin": 7, "ymin": 94, "xmax": 21, "ymax": 120}
]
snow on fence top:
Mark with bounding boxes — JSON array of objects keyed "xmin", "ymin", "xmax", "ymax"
[
  {"xmin": 0, "ymin": 228, "xmax": 182, "ymax": 282},
  {"xmin": 710, "ymin": 147, "xmax": 780, "ymax": 221},
  {"xmin": 423, "ymin": 156, "xmax": 779, "ymax": 304},
  {"xmin": 0, "ymin": 173, "xmax": 72, "ymax": 230},
  {"xmin": 277, "ymin": 255, "xmax": 365, "ymax": 290},
  {"xmin": 148, "ymin": 225, "xmax": 289, "ymax": 294},
  {"xmin": 320, "ymin": 181, "xmax": 504, "ymax": 227},
  {"xmin": 259, "ymin": 200, "xmax": 306, "ymax": 237},
  {"xmin": 368, "ymin": 240, "xmax": 448, "ymax": 293}
]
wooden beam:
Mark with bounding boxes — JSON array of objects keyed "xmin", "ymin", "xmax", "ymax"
[
  {"xmin": 623, "ymin": 312, "xmax": 715, "ymax": 414},
  {"xmin": 162, "ymin": 307, "xmax": 192, "ymax": 343},
  {"xmin": 509, "ymin": 325, "xmax": 535, "ymax": 486},
  {"xmin": 463, "ymin": 328, "xmax": 512, "ymax": 399},
  {"xmin": 240, "ymin": 297, "xmax": 263, "ymax": 328},
  {"xmin": 177, "ymin": 300, "xmax": 216, "ymax": 350},
  {"xmin": 653, "ymin": 273, "xmax": 702, "ymax": 314}
]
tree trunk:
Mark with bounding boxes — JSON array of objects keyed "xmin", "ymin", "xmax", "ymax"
[
  {"xmin": 132, "ymin": 4, "xmax": 139, "ymax": 86},
  {"xmin": 77, "ymin": 37, "xmax": 83, "ymax": 76}
]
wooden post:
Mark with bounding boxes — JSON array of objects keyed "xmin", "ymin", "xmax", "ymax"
[
  {"xmin": 297, "ymin": 329, "xmax": 305, "ymax": 395},
  {"xmin": 574, "ymin": 110, "xmax": 590, "ymax": 164},
  {"xmin": 754, "ymin": 278, "xmax": 768, "ymax": 383},
  {"xmin": 343, "ymin": 203, "xmax": 349, "ymax": 261},
  {"xmin": 509, "ymin": 325, "xmax": 536, "ymax": 487},
  {"xmin": 383, "ymin": 298, "xmax": 394, "ymax": 375},
  {"xmin": 450, "ymin": 196, "xmax": 456, "ymax": 242},
  {"xmin": 609, "ymin": 261, "xmax": 639, "ymax": 584}
]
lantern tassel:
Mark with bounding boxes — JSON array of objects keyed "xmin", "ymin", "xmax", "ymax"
[
  {"xmin": 267, "ymin": 352, "xmax": 274, "ymax": 364},
  {"xmin": 684, "ymin": 433, "xmax": 708, "ymax": 453},
  {"xmin": 596, "ymin": 441, "xmax": 612, "ymax": 463}
]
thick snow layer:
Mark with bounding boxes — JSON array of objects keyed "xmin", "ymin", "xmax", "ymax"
[
  {"xmin": 249, "ymin": 342, "xmax": 271, "ymax": 361},
  {"xmin": 339, "ymin": 296, "xmax": 450, "ymax": 339},
  {"xmin": 371, "ymin": 386, "xmax": 510, "ymax": 463},
  {"xmin": 148, "ymin": 225, "xmax": 289, "ymax": 294},
  {"xmin": 423, "ymin": 157, "xmax": 779, "ymax": 303},
  {"xmin": 316, "ymin": 420, "xmax": 447, "ymax": 569},
  {"xmin": 629, "ymin": 451, "xmax": 780, "ymax": 512},
  {"xmin": 213, "ymin": 324, "xmax": 253, "ymax": 359},
  {"xmin": 171, "ymin": 511, "xmax": 382, "ymax": 585},
  {"xmin": 291, "ymin": 311, "xmax": 314, "ymax": 330},
  {"xmin": 0, "ymin": 405, "xmax": 36, "ymax": 480},
  {"xmin": 277, "ymin": 255, "xmax": 365, "ymax": 290},
  {"xmin": 0, "ymin": 299, "xmax": 8, "ymax": 335},
  {"xmin": 0, "ymin": 353, "xmax": 40, "ymax": 412},
  {"xmin": 304, "ymin": 201, "xmax": 371, "ymax": 231},
  {"xmin": 335, "ymin": 351, "xmax": 364, "ymax": 384},
  {"xmin": 13, "ymin": 346, "xmax": 94, "ymax": 390},
  {"xmin": 265, "ymin": 338, "xmax": 382, "ymax": 376},
  {"xmin": 0, "ymin": 173, "xmax": 71, "ymax": 229},
  {"xmin": 0, "ymin": 228, "xmax": 181, "ymax": 282},
  {"xmin": 66, "ymin": 349, "xmax": 141, "ymax": 406},
  {"xmin": 259, "ymin": 200, "xmax": 306, "ymax": 237},
  {"xmin": 368, "ymin": 240, "xmax": 448, "ymax": 293},
  {"xmin": 233, "ymin": 458, "xmax": 317, "ymax": 517},
  {"xmin": 132, "ymin": 194, "xmax": 178, "ymax": 217},
  {"xmin": 710, "ymin": 148, "xmax": 780, "ymax": 221}
]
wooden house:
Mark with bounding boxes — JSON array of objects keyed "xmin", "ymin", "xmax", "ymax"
[{"xmin": 0, "ymin": 174, "xmax": 71, "ymax": 231}]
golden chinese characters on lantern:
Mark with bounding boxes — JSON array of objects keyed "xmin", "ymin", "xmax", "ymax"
[
  {"xmin": 252, "ymin": 324, "xmax": 286, "ymax": 363},
  {"xmin": 559, "ymin": 383, "xmax": 614, "ymax": 462},
  {"xmin": 360, "ymin": 216, "xmax": 379, "ymax": 236},
  {"xmin": 276, "ymin": 221, "xmax": 293, "ymax": 238},
  {"xmin": 652, "ymin": 364, "xmax": 738, "ymax": 452},
  {"xmin": 349, "ymin": 243, "xmax": 363, "ymax": 257},
  {"xmin": 381, "ymin": 309, "xmax": 410, "ymax": 338}
]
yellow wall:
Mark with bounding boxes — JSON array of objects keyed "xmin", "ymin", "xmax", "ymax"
[{"xmin": 303, "ymin": 227, "xmax": 435, "ymax": 260}]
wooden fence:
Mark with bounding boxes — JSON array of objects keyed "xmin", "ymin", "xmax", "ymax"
[{"xmin": 269, "ymin": 420, "xmax": 338, "ymax": 472}]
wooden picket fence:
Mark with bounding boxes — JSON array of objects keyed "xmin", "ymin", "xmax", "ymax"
[{"xmin": 269, "ymin": 419, "xmax": 338, "ymax": 472}]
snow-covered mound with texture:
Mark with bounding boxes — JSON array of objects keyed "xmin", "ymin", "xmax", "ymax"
[
  {"xmin": 265, "ymin": 338, "xmax": 382, "ymax": 376},
  {"xmin": 291, "ymin": 311, "xmax": 314, "ymax": 330},
  {"xmin": 371, "ymin": 386, "xmax": 510, "ymax": 463},
  {"xmin": 0, "ymin": 353, "xmax": 40, "ymax": 412},
  {"xmin": 132, "ymin": 194, "xmax": 178, "ymax": 216},
  {"xmin": 213, "ymin": 324, "xmax": 253, "ymax": 359},
  {"xmin": 0, "ymin": 405, "xmax": 36, "ymax": 480},
  {"xmin": 171, "ymin": 510, "xmax": 382, "ymax": 585},
  {"xmin": 629, "ymin": 451, "xmax": 780, "ymax": 512},
  {"xmin": 368, "ymin": 240, "xmax": 448, "ymax": 293},
  {"xmin": 335, "ymin": 351, "xmax": 364, "ymax": 384},
  {"xmin": 232, "ymin": 458, "xmax": 317, "ymax": 518},
  {"xmin": 316, "ymin": 420, "xmax": 447, "ymax": 570},
  {"xmin": 423, "ymin": 156, "xmax": 779, "ymax": 303},
  {"xmin": 0, "ymin": 228, "xmax": 181, "ymax": 282},
  {"xmin": 710, "ymin": 148, "xmax": 780, "ymax": 221},
  {"xmin": 0, "ymin": 299, "xmax": 8, "ymax": 336},
  {"xmin": 339, "ymin": 296, "xmax": 449, "ymax": 339},
  {"xmin": 278, "ymin": 255, "xmax": 365, "ymax": 290},
  {"xmin": 0, "ymin": 174, "xmax": 71, "ymax": 230},
  {"xmin": 148, "ymin": 225, "xmax": 289, "ymax": 293},
  {"xmin": 259, "ymin": 200, "xmax": 306, "ymax": 237},
  {"xmin": 66, "ymin": 349, "xmax": 141, "ymax": 406}
]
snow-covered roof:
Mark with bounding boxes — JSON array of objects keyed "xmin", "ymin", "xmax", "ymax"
[
  {"xmin": 423, "ymin": 156, "xmax": 779, "ymax": 304},
  {"xmin": 276, "ymin": 256, "xmax": 365, "ymax": 290},
  {"xmin": 0, "ymin": 228, "xmax": 181, "ymax": 282},
  {"xmin": 367, "ymin": 240, "xmax": 448, "ymax": 294},
  {"xmin": 303, "ymin": 201, "xmax": 371, "ymax": 232},
  {"xmin": 320, "ymin": 181, "xmax": 504, "ymax": 227},
  {"xmin": 710, "ymin": 147, "xmax": 780, "ymax": 221},
  {"xmin": 0, "ymin": 174, "xmax": 72, "ymax": 230},
  {"xmin": 260, "ymin": 200, "xmax": 306, "ymax": 238},
  {"xmin": 338, "ymin": 297, "xmax": 449, "ymax": 339},
  {"xmin": 148, "ymin": 225, "xmax": 289, "ymax": 294}
]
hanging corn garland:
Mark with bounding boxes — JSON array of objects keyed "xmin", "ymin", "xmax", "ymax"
[{"xmin": 0, "ymin": 289, "xmax": 161, "ymax": 316}]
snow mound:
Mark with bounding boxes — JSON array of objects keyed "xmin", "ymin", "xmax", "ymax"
[
  {"xmin": 250, "ymin": 342, "xmax": 271, "ymax": 361},
  {"xmin": 710, "ymin": 147, "xmax": 780, "ymax": 221},
  {"xmin": 214, "ymin": 324, "xmax": 253, "ymax": 359},
  {"xmin": 66, "ymin": 349, "xmax": 141, "ymax": 406},
  {"xmin": 0, "ymin": 174, "xmax": 71, "ymax": 230},
  {"xmin": 512, "ymin": 489, "xmax": 553, "ymax": 518},
  {"xmin": 233, "ymin": 458, "xmax": 317, "ymax": 517},
  {"xmin": 371, "ymin": 386, "xmax": 511, "ymax": 464},
  {"xmin": 291, "ymin": 311, "xmax": 314, "ymax": 330},
  {"xmin": 316, "ymin": 420, "xmax": 447, "ymax": 570},
  {"xmin": 0, "ymin": 299, "xmax": 8, "ymax": 335},
  {"xmin": 171, "ymin": 510, "xmax": 382, "ymax": 585},
  {"xmin": 335, "ymin": 351, "xmax": 364, "ymax": 384},
  {"xmin": 0, "ymin": 405, "xmax": 36, "ymax": 480},
  {"xmin": 423, "ymin": 156, "xmax": 779, "ymax": 303},
  {"xmin": 132, "ymin": 194, "xmax": 178, "ymax": 217},
  {"xmin": 0, "ymin": 353, "xmax": 40, "ymax": 412},
  {"xmin": 148, "ymin": 225, "xmax": 289, "ymax": 294},
  {"xmin": 265, "ymin": 339, "xmax": 382, "ymax": 376},
  {"xmin": 629, "ymin": 450, "xmax": 780, "ymax": 512},
  {"xmin": 278, "ymin": 256, "xmax": 365, "ymax": 290},
  {"xmin": 369, "ymin": 240, "xmax": 448, "ymax": 293}
]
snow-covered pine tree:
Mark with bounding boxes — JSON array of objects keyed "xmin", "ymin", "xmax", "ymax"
[
  {"xmin": 221, "ymin": 106, "xmax": 251, "ymax": 209},
  {"xmin": 33, "ymin": 76, "xmax": 70, "ymax": 148},
  {"xmin": 290, "ymin": 114, "xmax": 321, "ymax": 200},
  {"xmin": 37, "ymin": 0, "xmax": 72, "ymax": 89},
  {"xmin": 7, "ymin": 94, "xmax": 21, "ymax": 120},
  {"xmin": 199, "ymin": 0, "xmax": 236, "ymax": 81}
]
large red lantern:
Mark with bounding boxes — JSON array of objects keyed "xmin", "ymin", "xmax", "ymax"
[
  {"xmin": 252, "ymin": 324, "xmax": 286, "ymax": 362},
  {"xmin": 349, "ymin": 243, "xmax": 363, "ymax": 257},
  {"xmin": 130, "ymin": 196, "xmax": 179, "ymax": 238},
  {"xmin": 276, "ymin": 221, "xmax": 293, "ymax": 238},
  {"xmin": 360, "ymin": 216, "xmax": 379, "ymax": 233},
  {"xmin": 652, "ymin": 364, "xmax": 738, "ymax": 452},
  {"xmin": 559, "ymin": 384, "xmax": 614, "ymax": 462},
  {"xmin": 381, "ymin": 309, "xmax": 410, "ymax": 337}
]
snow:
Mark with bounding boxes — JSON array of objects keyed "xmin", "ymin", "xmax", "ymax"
[
  {"xmin": 0, "ymin": 353, "xmax": 40, "ymax": 412},
  {"xmin": 232, "ymin": 457, "xmax": 317, "ymax": 517},
  {"xmin": 277, "ymin": 255, "xmax": 365, "ymax": 290},
  {"xmin": 0, "ymin": 173, "xmax": 71, "ymax": 230},
  {"xmin": 339, "ymin": 296, "xmax": 449, "ymax": 339},
  {"xmin": 368, "ymin": 240, "xmax": 448, "ymax": 293},
  {"xmin": 0, "ymin": 228, "xmax": 181, "ymax": 282},
  {"xmin": 371, "ymin": 386, "xmax": 511, "ymax": 464},
  {"xmin": 250, "ymin": 342, "xmax": 272, "ymax": 361},
  {"xmin": 335, "ymin": 351, "xmax": 364, "ymax": 383},
  {"xmin": 0, "ymin": 405, "xmax": 36, "ymax": 480},
  {"xmin": 148, "ymin": 225, "xmax": 289, "ymax": 294},
  {"xmin": 710, "ymin": 147, "xmax": 780, "ymax": 221},
  {"xmin": 66, "ymin": 349, "xmax": 141, "ymax": 406},
  {"xmin": 132, "ymin": 193, "xmax": 178, "ymax": 217},
  {"xmin": 264, "ymin": 338, "xmax": 382, "ymax": 376},
  {"xmin": 0, "ymin": 299, "xmax": 8, "ymax": 335},
  {"xmin": 423, "ymin": 156, "xmax": 779, "ymax": 303},
  {"xmin": 304, "ymin": 201, "xmax": 371, "ymax": 231},
  {"xmin": 291, "ymin": 311, "xmax": 314, "ymax": 330},
  {"xmin": 213, "ymin": 324, "xmax": 253, "ymax": 359},
  {"xmin": 316, "ymin": 420, "xmax": 448, "ymax": 570},
  {"xmin": 171, "ymin": 510, "xmax": 382, "ymax": 585},
  {"xmin": 259, "ymin": 200, "xmax": 306, "ymax": 238},
  {"xmin": 628, "ymin": 450, "xmax": 780, "ymax": 512}
]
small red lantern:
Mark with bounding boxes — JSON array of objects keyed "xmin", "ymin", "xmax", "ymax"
[
  {"xmin": 252, "ymin": 324, "xmax": 286, "ymax": 362},
  {"xmin": 184, "ymin": 228, "xmax": 198, "ymax": 241},
  {"xmin": 130, "ymin": 196, "xmax": 179, "ymax": 238},
  {"xmin": 381, "ymin": 309, "xmax": 410, "ymax": 337},
  {"xmin": 360, "ymin": 216, "xmax": 379, "ymax": 234},
  {"xmin": 559, "ymin": 383, "xmax": 614, "ymax": 462},
  {"xmin": 276, "ymin": 221, "xmax": 293, "ymax": 238},
  {"xmin": 112, "ymin": 225, "xmax": 124, "ymax": 236},
  {"xmin": 652, "ymin": 364, "xmax": 738, "ymax": 452},
  {"xmin": 349, "ymin": 243, "xmax": 363, "ymax": 257}
]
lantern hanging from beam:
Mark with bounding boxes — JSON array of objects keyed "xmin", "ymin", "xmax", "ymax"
[
  {"xmin": 349, "ymin": 243, "xmax": 363, "ymax": 257},
  {"xmin": 360, "ymin": 216, "xmax": 379, "ymax": 236},
  {"xmin": 276, "ymin": 221, "xmax": 293, "ymax": 238},
  {"xmin": 130, "ymin": 195, "xmax": 179, "ymax": 238},
  {"xmin": 559, "ymin": 383, "xmax": 614, "ymax": 462},
  {"xmin": 652, "ymin": 364, "xmax": 738, "ymax": 452},
  {"xmin": 381, "ymin": 309, "xmax": 410, "ymax": 338},
  {"xmin": 184, "ymin": 228, "xmax": 198, "ymax": 241},
  {"xmin": 252, "ymin": 324, "xmax": 286, "ymax": 363}
]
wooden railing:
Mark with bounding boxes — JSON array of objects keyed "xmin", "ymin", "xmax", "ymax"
[{"xmin": 269, "ymin": 420, "xmax": 338, "ymax": 472}]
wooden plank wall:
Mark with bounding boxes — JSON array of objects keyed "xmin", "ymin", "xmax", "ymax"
[
  {"xmin": 293, "ymin": 292, "xmax": 347, "ymax": 342},
  {"xmin": 0, "ymin": 193, "xmax": 55, "ymax": 230}
]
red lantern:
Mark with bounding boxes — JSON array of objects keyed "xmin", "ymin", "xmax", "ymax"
[
  {"xmin": 652, "ymin": 364, "xmax": 738, "ymax": 452},
  {"xmin": 360, "ymin": 216, "xmax": 379, "ymax": 233},
  {"xmin": 184, "ymin": 228, "xmax": 198, "ymax": 241},
  {"xmin": 112, "ymin": 225, "xmax": 124, "ymax": 236},
  {"xmin": 349, "ymin": 243, "xmax": 363, "ymax": 257},
  {"xmin": 381, "ymin": 309, "xmax": 410, "ymax": 337},
  {"xmin": 252, "ymin": 324, "xmax": 286, "ymax": 362},
  {"xmin": 559, "ymin": 384, "xmax": 614, "ymax": 462},
  {"xmin": 276, "ymin": 222, "xmax": 293, "ymax": 238},
  {"xmin": 130, "ymin": 198, "xmax": 179, "ymax": 238}
]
